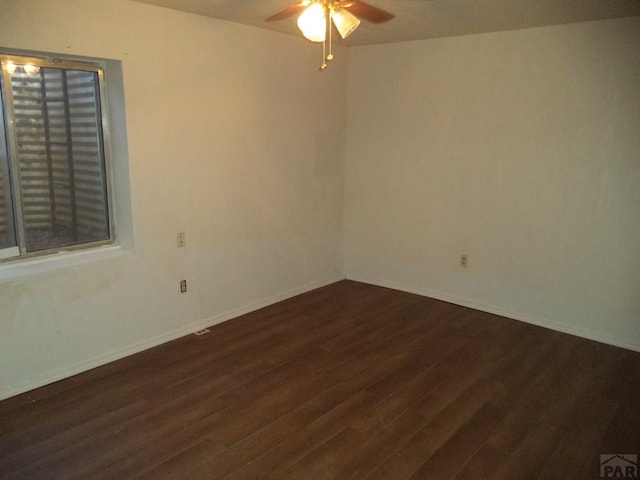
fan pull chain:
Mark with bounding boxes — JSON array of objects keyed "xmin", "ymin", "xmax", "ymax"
[
  {"xmin": 320, "ymin": 5, "xmax": 329, "ymax": 70},
  {"xmin": 320, "ymin": 38, "xmax": 327, "ymax": 70},
  {"xmin": 327, "ymin": 8, "xmax": 334, "ymax": 62}
]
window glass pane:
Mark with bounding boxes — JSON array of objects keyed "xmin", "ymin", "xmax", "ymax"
[
  {"xmin": 10, "ymin": 64, "xmax": 110, "ymax": 252},
  {"xmin": 0, "ymin": 84, "xmax": 17, "ymax": 253},
  {"xmin": 0, "ymin": 162, "xmax": 18, "ymax": 252}
]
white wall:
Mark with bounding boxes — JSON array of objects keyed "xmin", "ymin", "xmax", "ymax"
[
  {"xmin": 346, "ymin": 18, "xmax": 640, "ymax": 350},
  {"xmin": 0, "ymin": 0, "xmax": 347, "ymax": 400}
]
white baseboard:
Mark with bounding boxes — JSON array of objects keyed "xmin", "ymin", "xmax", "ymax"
[
  {"xmin": 347, "ymin": 275, "xmax": 640, "ymax": 353},
  {"xmin": 0, "ymin": 275, "xmax": 345, "ymax": 401}
]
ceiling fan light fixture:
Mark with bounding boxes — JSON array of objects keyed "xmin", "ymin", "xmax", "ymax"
[
  {"xmin": 267, "ymin": 0, "xmax": 394, "ymax": 70},
  {"xmin": 297, "ymin": 3, "xmax": 327, "ymax": 43},
  {"xmin": 331, "ymin": 8, "xmax": 361, "ymax": 39}
]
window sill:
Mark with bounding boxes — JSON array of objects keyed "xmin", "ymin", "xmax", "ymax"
[{"xmin": 0, "ymin": 245, "xmax": 131, "ymax": 283}]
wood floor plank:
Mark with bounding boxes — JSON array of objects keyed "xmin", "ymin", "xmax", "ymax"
[
  {"xmin": 0, "ymin": 399, "xmax": 151, "ymax": 474},
  {"xmin": 490, "ymin": 422, "xmax": 564, "ymax": 480},
  {"xmin": 133, "ymin": 439, "xmax": 223, "ymax": 480},
  {"xmin": 407, "ymin": 401, "xmax": 507, "ymax": 480},
  {"xmin": 451, "ymin": 445, "xmax": 509, "ymax": 480},
  {"xmin": 285, "ymin": 409, "xmax": 429, "ymax": 480},
  {"xmin": 362, "ymin": 377, "xmax": 502, "ymax": 480},
  {"xmin": 249, "ymin": 390, "xmax": 380, "ymax": 476},
  {"xmin": 3, "ymin": 395, "xmax": 227, "ymax": 480}
]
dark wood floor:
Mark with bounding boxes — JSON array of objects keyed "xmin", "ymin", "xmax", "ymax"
[{"xmin": 1, "ymin": 281, "xmax": 639, "ymax": 480}]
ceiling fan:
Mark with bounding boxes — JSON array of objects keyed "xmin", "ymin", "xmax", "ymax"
[{"xmin": 266, "ymin": 1, "xmax": 395, "ymax": 70}]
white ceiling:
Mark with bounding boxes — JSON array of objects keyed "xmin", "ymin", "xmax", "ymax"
[{"xmin": 132, "ymin": 0, "xmax": 640, "ymax": 46}]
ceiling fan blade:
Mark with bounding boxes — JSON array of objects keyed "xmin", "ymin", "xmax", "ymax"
[
  {"xmin": 344, "ymin": 0, "xmax": 395, "ymax": 24},
  {"xmin": 265, "ymin": 3, "xmax": 307, "ymax": 22}
]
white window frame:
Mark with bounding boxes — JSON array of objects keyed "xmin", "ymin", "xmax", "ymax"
[{"xmin": 0, "ymin": 51, "xmax": 116, "ymax": 262}]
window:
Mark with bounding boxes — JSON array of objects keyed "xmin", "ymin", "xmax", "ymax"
[{"xmin": 0, "ymin": 53, "xmax": 112, "ymax": 262}]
